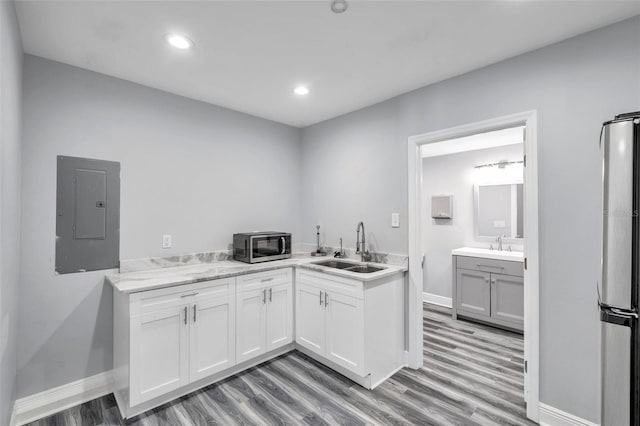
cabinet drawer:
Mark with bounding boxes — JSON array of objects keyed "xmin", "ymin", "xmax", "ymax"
[
  {"xmin": 237, "ymin": 268, "xmax": 292, "ymax": 293},
  {"xmin": 133, "ymin": 278, "xmax": 234, "ymax": 316},
  {"xmin": 297, "ymin": 269, "xmax": 363, "ymax": 299},
  {"xmin": 455, "ymin": 256, "xmax": 523, "ymax": 277}
]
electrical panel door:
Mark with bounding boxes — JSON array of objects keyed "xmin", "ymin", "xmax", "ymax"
[{"xmin": 56, "ymin": 156, "xmax": 120, "ymax": 274}]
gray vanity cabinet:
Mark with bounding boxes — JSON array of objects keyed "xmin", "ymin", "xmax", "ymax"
[
  {"xmin": 453, "ymin": 256, "xmax": 524, "ymax": 332},
  {"xmin": 455, "ymin": 269, "xmax": 491, "ymax": 318},
  {"xmin": 490, "ymin": 273, "xmax": 525, "ymax": 329}
]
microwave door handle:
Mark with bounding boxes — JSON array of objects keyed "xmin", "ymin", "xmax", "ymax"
[{"xmin": 281, "ymin": 237, "xmax": 286, "ymax": 255}]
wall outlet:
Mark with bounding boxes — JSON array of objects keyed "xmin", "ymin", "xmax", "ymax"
[
  {"xmin": 391, "ymin": 213, "xmax": 400, "ymax": 228},
  {"xmin": 162, "ymin": 234, "xmax": 172, "ymax": 248}
]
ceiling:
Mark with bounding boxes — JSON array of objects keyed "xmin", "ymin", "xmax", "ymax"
[{"xmin": 15, "ymin": 1, "xmax": 640, "ymax": 128}]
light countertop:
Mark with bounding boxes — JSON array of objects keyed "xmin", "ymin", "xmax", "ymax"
[
  {"xmin": 451, "ymin": 247, "xmax": 524, "ymax": 262},
  {"xmin": 106, "ymin": 255, "xmax": 407, "ymax": 293}
]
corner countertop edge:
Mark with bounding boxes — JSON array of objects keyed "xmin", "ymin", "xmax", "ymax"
[{"xmin": 107, "ymin": 256, "xmax": 407, "ymax": 294}]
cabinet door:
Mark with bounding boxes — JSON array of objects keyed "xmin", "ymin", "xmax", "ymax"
[
  {"xmin": 236, "ymin": 288, "xmax": 266, "ymax": 363},
  {"xmin": 324, "ymin": 292, "xmax": 365, "ymax": 375},
  {"xmin": 295, "ymin": 283, "xmax": 325, "ymax": 355},
  {"xmin": 490, "ymin": 273, "xmax": 524, "ymax": 330},
  {"xmin": 189, "ymin": 294, "xmax": 236, "ymax": 382},
  {"xmin": 266, "ymin": 282, "xmax": 293, "ymax": 352},
  {"xmin": 456, "ymin": 269, "xmax": 491, "ymax": 318},
  {"xmin": 130, "ymin": 306, "xmax": 189, "ymax": 405}
]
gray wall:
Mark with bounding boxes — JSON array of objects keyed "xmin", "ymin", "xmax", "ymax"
[
  {"xmin": 0, "ymin": 1, "xmax": 23, "ymax": 424},
  {"xmin": 301, "ymin": 16, "xmax": 640, "ymax": 422},
  {"xmin": 18, "ymin": 55, "xmax": 301, "ymax": 397},
  {"xmin": 301, "ymin": 99, "xmax": 406, "ymax": 253},
  {"xmin": 421, "ymin": 144, "xmax": 522, "ymax": 298}
]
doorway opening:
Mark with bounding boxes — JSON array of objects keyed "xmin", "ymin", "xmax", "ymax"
[{"xmin": 407, "ymin": 111, "xmax": 539, "ymax": 422}]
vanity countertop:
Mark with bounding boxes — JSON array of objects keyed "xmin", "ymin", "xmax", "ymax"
[
  {"xmin": 106, "ymin": 255, "xmax": 407, "ymax": 293},
  {"xmin": 452, "ymin": 247, "xmax": 524, "ymax": 262}
]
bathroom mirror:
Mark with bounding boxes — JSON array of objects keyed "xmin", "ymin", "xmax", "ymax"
[{"xmin": 474, "ymin": 182, "xmax": 524, "ymax": 240}]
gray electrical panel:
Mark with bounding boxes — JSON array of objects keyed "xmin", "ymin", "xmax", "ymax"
[{"xmin": 56, "ymin": 156, "xmax": 120, "ymax": 274}]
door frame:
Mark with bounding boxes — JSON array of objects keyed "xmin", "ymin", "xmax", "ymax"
[{"xmin": 407, "ymin": 110, "xmax": 540, "ymax": 422}]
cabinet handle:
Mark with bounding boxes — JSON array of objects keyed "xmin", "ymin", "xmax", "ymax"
[
  {"xmin": 269, "ymin": 288, "xmax": 272, "ymax": 302},
  {"xmin": 261, "ymin": 277, "xmax": 274, "ymax": 283},
  {"xmin": 477, "ymin": 264, "xmax": 504, "ymax": 270},
  {"xmin": 184, "ymin": 307, "xmax": 188, "ymax": 325},
  {"xmin": 491, "ymin": 279, "xmax": 496, "ymax": 284},
  {"xmin": 193, "ymin": 304, "xmax": 197, "ymax": 322},
  {"xmin": 485, "ymin": 277, "xmax": 490, "ymax": 283},
  {"xmin": 263, "ymin": 289, "xmax": 266, "ymax": 304},
  {"xmin": 319, "ymin": 290, "xmax": 323, "ymax": 305},
  {"xmin": 325, "ymin": 292, "xmax": 329, "ymax": 307},
  {"xmin": 181, "ymin": 292, "xmax": 199, "ymax": 298}
]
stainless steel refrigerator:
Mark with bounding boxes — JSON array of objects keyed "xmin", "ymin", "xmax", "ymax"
[{"xmin": 599, "ymin": 111, "xmax": 640, "ymax": 426}]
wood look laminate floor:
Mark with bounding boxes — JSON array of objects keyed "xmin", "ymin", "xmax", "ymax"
[{"xmin": 27, "ymin": 304, "xmax": 536, "ymax": 426}]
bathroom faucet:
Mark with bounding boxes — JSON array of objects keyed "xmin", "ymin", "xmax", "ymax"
[
  {"xmin": 496, "ymin": 235, "xmax": 505, "ymax": 251},
  {"xmin": 356, "ymin": 221, "xmax": 370, "ymax": 262}
]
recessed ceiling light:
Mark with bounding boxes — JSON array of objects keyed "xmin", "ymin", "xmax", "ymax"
[
  {"xmin": 166, "ymin": 34, "xmax": 193, "ymax": 50},
  {"xmin": 331, "ymin": 0, "xmax": 348, "ymax": 13},
  {"xmin": 294, "ymin": 86, "xmax": 310, "ymax": 96}
]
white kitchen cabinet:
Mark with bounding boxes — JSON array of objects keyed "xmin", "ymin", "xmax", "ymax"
[
  {"xmin": 325, "ymin": 291, "xmax": 364, "ymax": 375},
  {"xmin": 296, "ymin": 283, "xmax": 325, "ymax": 353},
  {"xmin": 112, "ymin": 263, "xmax": 401, "ymax": 419},
  {"xmin": 296, "ymin": 279, "xmax": 365, "ymax": 375},
  {"xmin": 236, "ymin": 269, "xmax": 293, "ymax": 363},
  {"xmin": 236, "ymin": 287, "xmax": 267, "ymax": 362},
  {"xmin": 265, "ymin": 282, "xmax": 293, "ymax": 351},
  {"xmin": 295, "ymin": 268, "xmax": 403, "ymax": 389},
  {"xmin": 189, "ymin": 291, "xmax": 236, "ymax": 382},
  {"xmin": 113, "ymin": 277, "xmax": 237, "ymax": 417},
  {"xmin": 130, "ymin": 306, "xmax": 189, "ymax": 404}
]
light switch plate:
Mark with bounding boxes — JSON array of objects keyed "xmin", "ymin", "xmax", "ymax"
[
  {"xmin": 391, "ymin": 213, "xmax": 400, "ymax": 228},
  {"xmin": 162, "ymin": 234, "xmax": 172, "ymax": 248}
]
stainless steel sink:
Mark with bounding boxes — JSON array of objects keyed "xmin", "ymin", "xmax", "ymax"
[
  {"xmin": 344, "ymin": 265, "xmax": 384, "ymax": 273},
  {"xmin": 312, "ymin": 260, "xmax": 356, "ymax": 269},
  {"xmin": 312, "ymin": 260, "xmax": 385, "ymax": 274}
]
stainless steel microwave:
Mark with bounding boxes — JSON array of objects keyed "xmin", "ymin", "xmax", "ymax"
[{"xmin": 233, "ymin": 232, "xmax": 292, "ymax": 263}]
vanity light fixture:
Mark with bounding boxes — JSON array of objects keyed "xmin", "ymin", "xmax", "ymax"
[
  {"xmin": 294, "ymin": 86, "xmax": 310, "ymax": 96},
  {"xmin": 166, "ymin": 34, "xmax": 193, "ymax": 50},
  {"xmin": 474, "ymin": 160, "xmax": 524, "ymax": 169}
]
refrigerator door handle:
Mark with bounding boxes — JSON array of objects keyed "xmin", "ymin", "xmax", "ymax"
[
  {"xmin": 601, "ymin": 305, "xmax": 638, "ymax": 327},
  {"xmin": 610, "ymin": 307, "xmax": 639, "ymax": 319}
]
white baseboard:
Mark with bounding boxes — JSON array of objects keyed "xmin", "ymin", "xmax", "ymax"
[
  {"xmin": 9, "ymin": 406, "xmax": 17, "ymax": 426},
  {"xmin": 422, "ymin": 292, "xmax": 452, "ymax": 308},
  {"xmin": 11, "ymin": 370, "xmax": 113, "ymax": 426},
  {"xmin": 539, "ymin": 403, "xmax": 599, "ymax": 426}
]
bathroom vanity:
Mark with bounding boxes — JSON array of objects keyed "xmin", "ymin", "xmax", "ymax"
[{"xmin": 451, "ymin": 247, "xmax": 524, "ymax": 332}]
